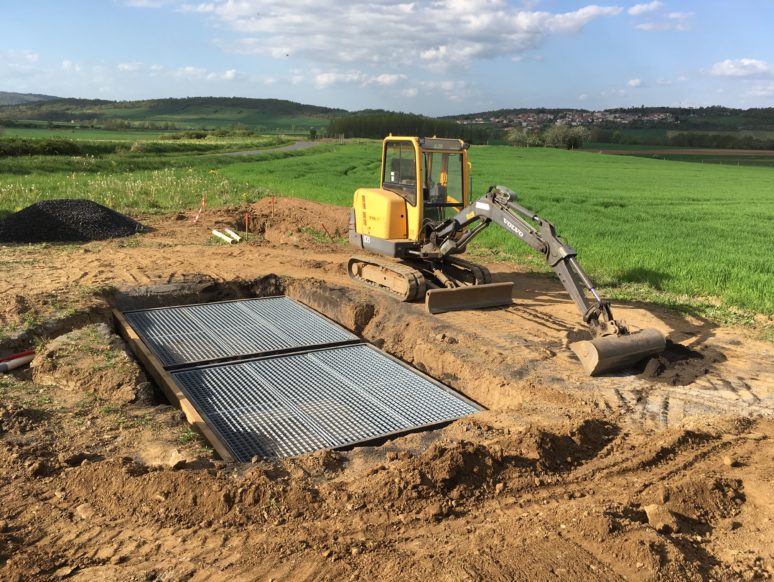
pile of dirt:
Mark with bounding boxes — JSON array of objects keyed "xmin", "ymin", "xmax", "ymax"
[
  {"xmin": 638, "ymin": 338, "xmax": 717, "ymax": 385},
  {"xmin": 31, "ymin": 323, "xmax": 151, "ymax": 404},
  {"xmin": 0, "ymin": 199, "xmax": 146, "ymax": 243},
  {"xmin": 239, "ymin": 197, "xmax": 349, "ymax": 245}
]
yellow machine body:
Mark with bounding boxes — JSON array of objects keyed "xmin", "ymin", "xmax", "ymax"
[
  {"xmin": 351, "ymin": 136, "xmax": 470, "ymax": 248},
  {"xmin": 352, "ymin": 188, "xmax": 408, "ymax": 240}
]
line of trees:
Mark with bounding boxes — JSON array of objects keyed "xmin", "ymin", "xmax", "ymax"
[
  {"xmin": 327, "ymin": 112, "xmax": 497, "ymax": 144},
  {"xmin": 589, "ymin": 128, "xmax": 774, "ymax": 150},
  {"xmin": 504, "ymin": 124, "xmax": 774, "ymax": 150},
  {"xmin": 504, "ymin": 124, "xmax": 591, "ymax": 149}
]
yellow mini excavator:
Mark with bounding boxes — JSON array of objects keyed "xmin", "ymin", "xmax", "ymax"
[{"xmin": 348, "ymin": 136, "xmax": 665, "ymax": 375}]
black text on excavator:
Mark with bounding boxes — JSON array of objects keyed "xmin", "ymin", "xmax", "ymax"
[{"xmin": 348, "ymin": 136, "xmax": 665, "ymax": 375}]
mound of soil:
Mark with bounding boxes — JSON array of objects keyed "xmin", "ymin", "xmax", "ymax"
[
  {"xmin": 0, "ymin": 199, "xmax": 146, "ymax": 243},
  {"xmin": 240, "ymin": 197, "xmax": 349, "ymax": 245},
  {"xmin": 638, "ymin": 339, "xmax": 711, "ymax": 385},
  {"xmin": 31, "ymin": 323, "xmax": 150, "ymax": 404}
]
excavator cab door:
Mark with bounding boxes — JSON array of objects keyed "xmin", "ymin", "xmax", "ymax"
[{"xmin": 422, "ymin": 150, "xmax": 465, "ymax": 223}]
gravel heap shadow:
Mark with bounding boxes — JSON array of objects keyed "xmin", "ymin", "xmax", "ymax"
[{"xmin": 0, "ymin": 199, "xmax": 146, "ymax": 243}]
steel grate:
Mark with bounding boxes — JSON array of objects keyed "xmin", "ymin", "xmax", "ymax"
[
  {"xmin": 173, "ymin": 344, "xmax": 481, "ymax": 461},
  {"xmin": 123, "ymin": 297, "xmax": 357, "ymax": 368},
  {"xmin": 119, "ymin": 297, "xmax": 482, "ymax": 461}
]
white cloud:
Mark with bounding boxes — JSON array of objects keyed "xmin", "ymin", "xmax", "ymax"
[
  {"xmin": 179, "ymin": 2, "xmax": 215, "ymax": 12},
  {"xmin": 118, "ymin": 62, "xmax": 144, "ymax": 72},
  {"xmin": 197, "ymin": 1, "xmax": 623, "ymax": 69},
  {"xmin": 124, "ymin": 0, "xmax": 175, "ymax": 7},
  {"xmin": 748, "ymin": 82, "xmax": 774, "ymax": 98},
  {"xmin": 313, "ymin": 70, "xmax": 407, "ymax": 89},
  {"xmin": 1, "ymin": 49, "xmax": 40, "ymax": 63},
  {"xmin": 174, "ymin": 65, "xmax": 207, "ymax": 79},
  {"xmin": 366, "ymin": 74, "xmax": 407, "ymax": 87},
  {"xmin": 578, "ymin": 93, "xmax": 588, "ymax": 101},
  {"xmin": 314, "ymin": 71, "xmax": 364, "ymax": 89},
  {"xmin": 628, "ymin": 1, "xmax": 661, "ymax": 16},
  {"xmin": 710, "ymin": 58, "xmax": 772, "ymax": 77},
  {"xmin": 418, "ymin": 79, "xmax": 471, "ymax": 102},
  {"xmin": 635, "ymin": 10, "xmax": 692, "ymax": 31},
  {"xmin": 172, "ymin": 65, "xmax": 238, "ymax": 81},
  {"xmin": 627, "ymin": 78, "xmax": 642, "ymax": 87},
  {"xmin": 62, "ymin": 60, "xmax": 79, "ymax": 72},
  {"xmin": 207, "ymin": 68, "xmax": 238, "ymax": 80},
  {"xmin": 403, "ymin": 87, "xmax": 419, "ymax": 98}
]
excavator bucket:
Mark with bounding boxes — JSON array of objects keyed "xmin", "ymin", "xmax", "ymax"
[
  {"xmin": 570, "ymin": 328, "xmax": 666, "ymax": 376},
  {"xmin": 425, "ymin": 282, "xmax": 514, "ymax": 314}
]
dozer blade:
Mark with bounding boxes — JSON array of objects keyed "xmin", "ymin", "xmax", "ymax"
[
  {"xmin": 425, "ymin": 282, "xmax": 514, "ymax": 314},
  {"xmin": 571, "ymin": 328, "xmax": 666, "ymax": 376}
]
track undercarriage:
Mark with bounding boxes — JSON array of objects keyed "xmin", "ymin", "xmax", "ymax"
[{"xmin": 347, "ymin": 255, "xmax": 514, "ymax": 313}]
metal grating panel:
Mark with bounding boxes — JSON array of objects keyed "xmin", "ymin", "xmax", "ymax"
[
  {"xmin": 172, "ymin": 344, "xmax": 481, "ymax": 461},
  {"xmin": 123, "ymin": 297, "xmax": 357, "ymax": 368}
]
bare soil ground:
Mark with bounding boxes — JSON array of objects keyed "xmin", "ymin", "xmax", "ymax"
[{"xmin": 0, "ymin": 196, "xmax": 772, "ymax": 581}]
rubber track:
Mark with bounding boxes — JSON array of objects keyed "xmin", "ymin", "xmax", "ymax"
[
  {"xmin": 442, "ymin": 256, "xmax": 493, "ymax": 285},
  {"xmin": 348, "ymin": 256, "xmax": 427, "ymax": 302}
]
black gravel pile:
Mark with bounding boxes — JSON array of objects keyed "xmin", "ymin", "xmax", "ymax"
[{"xmin": 0, "ymin": 199, "xmax": 147, "ymax": 243}]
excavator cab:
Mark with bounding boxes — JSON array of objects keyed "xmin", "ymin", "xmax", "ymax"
[{"xmin": 352, "ymin": 136, "xmax": 470, "ymax": 253}]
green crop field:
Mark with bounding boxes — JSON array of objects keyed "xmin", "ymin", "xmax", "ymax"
[
  {"xmin": 216, "ymin": 144, "xmax": 774, "ymax": 319},
  {"xmin": 1, "ymin": 137, "xmax": 772, "ymax": 327},
  {"xmin": 2, "ymin": 127, "xmax": 168, "ymax": 141}
]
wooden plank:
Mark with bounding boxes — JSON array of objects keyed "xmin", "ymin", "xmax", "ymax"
[{"xmin": 112, "ymin": 309, "xmax": 235, "ymax": 462}]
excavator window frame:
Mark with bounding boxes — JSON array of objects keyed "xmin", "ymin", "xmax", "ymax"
[
  {"xmin": 422, "ymin": 150, "xmax": 465, "ymax": 209},
  {"xmin": 381, "ymin": 140, "xmax": 419, "ymax": 207}
]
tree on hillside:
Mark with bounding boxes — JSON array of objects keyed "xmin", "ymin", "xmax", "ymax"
[
  {"xmin": 543, "ymin": 124, "xmax": 570, "ymax": 147},
  {"xmin": 543, "ymin": 124, "xmax": 590, "ymax": 149},
  {"xmin": 566, "ymin": 126, "xmax": 590, "ymax": 149},
  {"xmin": 504, "ymin": 127, "xmax": 529, "ymax": 146},
  {"xmin": 504, "ymin": 127, "xmax": 543, "ymax": 147}
]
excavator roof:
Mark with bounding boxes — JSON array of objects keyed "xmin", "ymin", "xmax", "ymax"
[
  {"xmin": 384, "ymin": 136, "xmax": 468, "ymax": 151},
  {"xmin": 419, "ymin": 137, "xmax": 469, "ymax": 151}
]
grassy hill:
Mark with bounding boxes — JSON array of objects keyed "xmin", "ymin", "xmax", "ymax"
[
  {"xmin": 0, "ymin": 91, "xmax": 60, "ymax": 106},
  {"xmin": 0, "ymin": 96, "xmax": 346, "ymax": 131}
]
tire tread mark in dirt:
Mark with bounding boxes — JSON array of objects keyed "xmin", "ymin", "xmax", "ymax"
[
  {"xmin": 612, "ymin": 388, "xmax": 631, "ymax": 413},
  {"xmin": 502, "ymin": 306, "xmax": 571, "ymax": 333},
  {"xmin": 632, "ymin": 439, "xmax": 737, "ymax": 496}
]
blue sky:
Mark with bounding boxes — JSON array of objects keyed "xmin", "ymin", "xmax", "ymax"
[{"xmin": 2, "ymin": 1, "xmax": 773, "ymax": 115}]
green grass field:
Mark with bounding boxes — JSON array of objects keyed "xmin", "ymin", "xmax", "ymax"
[
  {"xmin": 2, "ymin": 127, "xmax": 168, "ymax": 140},
  {"xmin": 218, "ymin": 144, "xmax": 774, "ymax": 319},
  {"xmin": 1, "ymin": 137, "xmax": 772, "ymax": 326}
]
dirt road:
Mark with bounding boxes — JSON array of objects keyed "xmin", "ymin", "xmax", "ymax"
[
  {"xmin": 222, "ymin": 140, "xmax": 317, "ymax": 157},
  {"xmin": 0, "ymin": 197, "xmax": 771, "ymax": 581}
]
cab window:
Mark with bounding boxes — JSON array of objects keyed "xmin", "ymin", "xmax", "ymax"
[
  {"xmin": 383, "ymin": 141, "xmax": 417, "ymax": 206},
  {"xmin": 424, "ymin": 152, "xmax": 464, "ymax": 207}
]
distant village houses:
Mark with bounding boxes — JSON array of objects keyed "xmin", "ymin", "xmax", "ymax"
[{"xmin": 457, "ymin": 110, "xmax": 675, "ymax": 131}]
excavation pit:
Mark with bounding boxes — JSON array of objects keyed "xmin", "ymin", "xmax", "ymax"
[{"xmin": 116, "ymin": 296, "xmax": 482, "ymax": 461}]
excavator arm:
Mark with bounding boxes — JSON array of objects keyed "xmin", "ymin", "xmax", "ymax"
[
  {"xmin": 424, "ymin": 185, "xmax": 618, "ymax": 334},
  {"xmin": 422, "ymin": 185, "xmax": 665, "ymax": 374}
]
